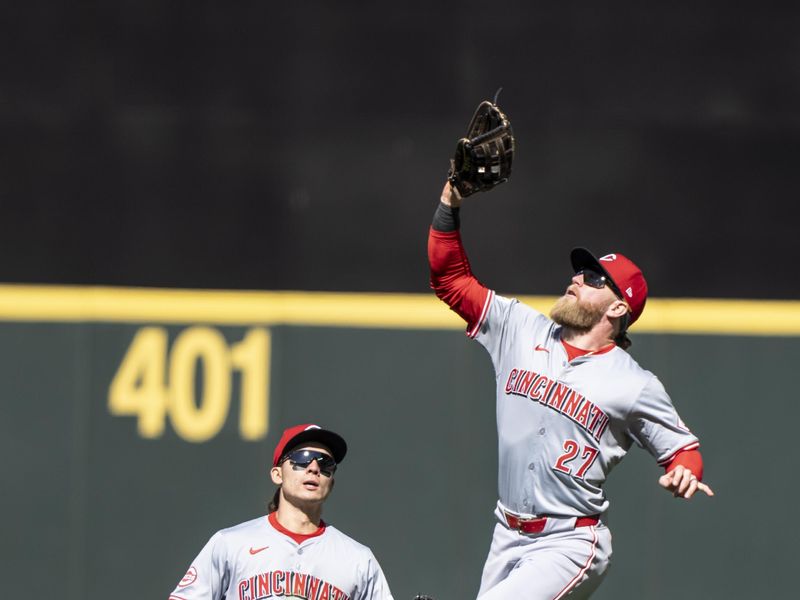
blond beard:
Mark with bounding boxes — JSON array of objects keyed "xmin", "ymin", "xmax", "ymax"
[{"xmin": 549, "ymin": 295, "xmax": 609, "ymax": 331}]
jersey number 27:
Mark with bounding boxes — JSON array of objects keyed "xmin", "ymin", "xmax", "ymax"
[{"xmin": 553, "ymin": 440, "xmax": 599, "ymax": 479}]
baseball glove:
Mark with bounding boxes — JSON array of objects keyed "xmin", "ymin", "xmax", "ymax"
[{"xmin": 447, "ymin": 90, "xmax": 515, "ymax": 197}]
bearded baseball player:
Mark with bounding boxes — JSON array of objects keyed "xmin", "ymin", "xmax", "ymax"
[
  {"xmin": 169, "ymin": 423, "xmax": 395, "ymax": 600},
  {"xmin": 428, "ymin": 179, "xmax": 714, "ymax": 599},
  {"xmin": 424, "ymin": 100, "xmax": 713, "ymax": 598}
]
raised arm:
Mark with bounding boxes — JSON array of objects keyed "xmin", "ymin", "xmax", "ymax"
[{"xmin": 428, "ymin": 182, "xmax": 492, "ymax": 335}]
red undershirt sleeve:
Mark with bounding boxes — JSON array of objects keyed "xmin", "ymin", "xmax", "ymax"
[
  {"xmin": 664, "ymin": 448, "xmax": 704, "ymax": 481},
  {"xmin": 428, "ymin": 226, "xmax": 491, "ymax": 329}
]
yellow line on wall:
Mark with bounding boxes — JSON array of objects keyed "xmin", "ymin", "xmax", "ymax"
[{"xmin": 0, "ymin": 284, "xmax": 797, "ymax": 336}]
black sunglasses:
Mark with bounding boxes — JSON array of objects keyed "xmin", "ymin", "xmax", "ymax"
[
  {"xmin": 280, "ymin": 449, "xmax": 337, "ymax": 477},
  {"xmin": 577, "ymin": 268, "xmax": 623, "ymax": 300}
]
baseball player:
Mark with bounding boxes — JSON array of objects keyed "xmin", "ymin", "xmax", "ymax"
[
  {"xmin": 427, "ymin": 181, "xmax": 714, "ymax": 599},
  {"xmin": 170, "ymin": 423, "xmax": 395, "ymax": 600}
]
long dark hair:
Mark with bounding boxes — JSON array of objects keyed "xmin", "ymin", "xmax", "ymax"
[
  {"xmin": 268, "ymin": 487, "xmax": 281, "ymax": 513},
  {"xmin": 614, "ymin": 313, "xmax": 632, "ymax": 350}
]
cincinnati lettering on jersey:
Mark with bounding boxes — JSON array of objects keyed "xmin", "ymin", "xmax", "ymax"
[
  {"xmin": 238, "ymin": 570, "xmax": 349, "ymax": 600},
  {"xmin": 504, "ymin": 369, "xmax": 610, "ymax": 441}
]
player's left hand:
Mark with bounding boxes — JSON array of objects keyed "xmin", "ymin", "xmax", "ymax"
[
  {"xmin": 658, "ymin": 465, "xmax": 715, "ymax": 499},
  {"xmin": 440, "ymin": 181, "xmax": 463, "ymax": 208}
]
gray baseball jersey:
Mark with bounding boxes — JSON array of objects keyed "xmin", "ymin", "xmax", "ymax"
[
  {"xmin": 474, "ymin": 293, "xmax": 699, "ymax": 517},
  {"xmin": 170, "ymin": 515, "xmax": 394, "ymax": 600}
]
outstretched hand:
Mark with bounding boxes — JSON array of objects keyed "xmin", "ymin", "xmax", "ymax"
[{"xmin": 658, "ymin": 465, "xmax": 715, "ymax": 499}]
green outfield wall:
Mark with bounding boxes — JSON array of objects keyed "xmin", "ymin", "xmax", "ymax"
[{"xmin": 0, "ymin": 285, "xmax": 794, "ymax": 599}]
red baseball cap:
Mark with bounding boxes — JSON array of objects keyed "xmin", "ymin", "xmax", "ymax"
[
  {"xmin": 570, "ymin": 247, "xmax": 648, "ymax": 325},
  {"xmin": 272, "ymin": 424, "xmax": 348, "ymax": 467}
]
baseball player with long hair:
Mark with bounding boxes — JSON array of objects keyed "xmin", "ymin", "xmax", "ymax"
[
  {"xmin": 169, "ymin": 423, "xmax": 394, "ymax": 600},
  {"xmin": 427, "ymin": 180, "xmax": 713, "ymax": 599}
]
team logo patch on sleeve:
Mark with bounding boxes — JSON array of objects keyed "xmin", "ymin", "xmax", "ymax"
[{"xmin": 179, "ymin": 566, "xmax": 198, "ymax": 587}]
